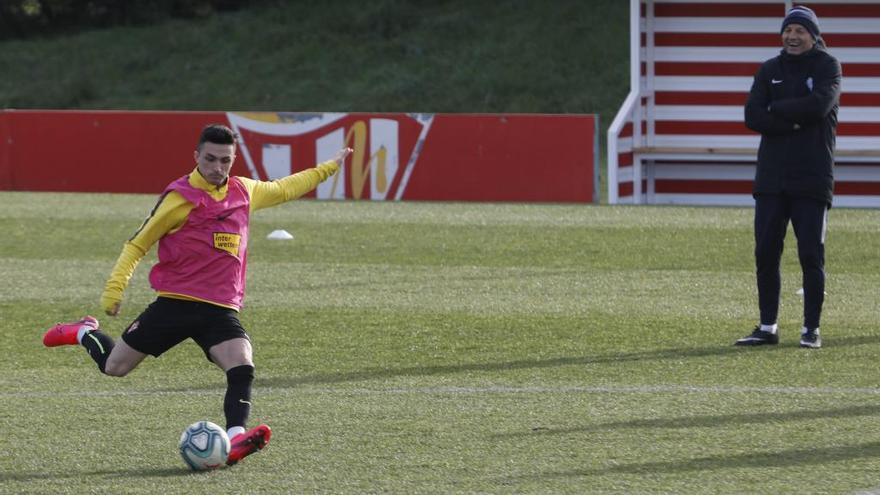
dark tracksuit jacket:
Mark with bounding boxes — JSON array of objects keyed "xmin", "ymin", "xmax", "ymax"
[{"xmin": 744, "ymin": 42, "xmax": 842, "ymax": 205}]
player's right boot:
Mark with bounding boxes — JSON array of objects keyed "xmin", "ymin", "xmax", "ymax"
[
  {"xmin": 42, "ymin": 316, "xmax": 99, "ymax": 347},
  {"xmin": 226, "ymin": 424, "xmax": 272, "ymax": 466},
  {"xmin": 799, "ymin": 328, "xmax": 822, "ymax": 349}
]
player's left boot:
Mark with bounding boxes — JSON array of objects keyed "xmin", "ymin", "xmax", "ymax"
[
  {"xmin": 226, "ymin": 424, "xmax": 272, "ymax": 466},
  {"xmin": 43, "ymin": 316, "xmax": 99, "ymax": 347}
]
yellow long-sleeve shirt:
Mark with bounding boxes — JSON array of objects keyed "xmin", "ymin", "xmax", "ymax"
[{"xmin": 101, "ymin": 161, "xmax": 339, "ymax": 314}]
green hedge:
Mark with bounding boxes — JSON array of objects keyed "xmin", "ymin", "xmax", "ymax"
[{"xmin": 0, "ymin": 0, "xmax": 260, "ymax": 39}]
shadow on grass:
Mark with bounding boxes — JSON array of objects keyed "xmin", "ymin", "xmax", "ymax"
[
  {"xmin": 0, "ymin": 467, "xmax": 196, "ymax": 482},
  {"xmin": 157, "ymin": 333, "xmax": 880, "ymax": 392},
  {"xmin": 261, "ymin": 333, "xmax": 880, "ymax": 387},
  {"xmin": 519, "ymin": 441, "xmax": 880, "ymax": 478},
  {"xmin": 492, "ymin": 403, "xmax": 880, "ymax": 438}
]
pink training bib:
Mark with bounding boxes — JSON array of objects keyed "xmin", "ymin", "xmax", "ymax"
[{"xmin": 149, "ymin": 175, "xmax": 251, "ymax": 309}]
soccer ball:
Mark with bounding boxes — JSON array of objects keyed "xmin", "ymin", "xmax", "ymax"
[{"xmin": 179, "ymin": 420, "xmax": 230, "ymax": 471}]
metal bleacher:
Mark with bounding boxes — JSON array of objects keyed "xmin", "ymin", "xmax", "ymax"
[{"xmin": 608, "ymin": 0, "xmax": 880, "ymax": 206}]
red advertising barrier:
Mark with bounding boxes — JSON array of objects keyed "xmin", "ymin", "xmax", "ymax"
[
  {"xmin": 0, "ymin": 110, "xmax": 598, "ymax": 202},
  {"xmin": 0, "ymin": 110, "xmax": 239, "ymax": 194}
]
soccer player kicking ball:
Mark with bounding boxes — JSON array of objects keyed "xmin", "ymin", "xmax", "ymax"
[{"xmin": 43, "ymin": 123, "xmax": 351, "ymax": 466}]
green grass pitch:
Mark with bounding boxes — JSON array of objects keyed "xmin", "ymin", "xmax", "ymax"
[{"xmin": 1, "ymin": 191, "xmax": 880, "ymax": 494}]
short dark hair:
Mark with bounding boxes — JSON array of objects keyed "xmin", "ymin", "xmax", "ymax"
[{"xmin": 198, "ymin": 124, "xmax": 238, "ymax": 149}]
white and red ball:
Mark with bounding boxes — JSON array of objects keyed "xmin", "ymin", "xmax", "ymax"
[{"xmin": 179, "ymin": 420, "xmax": 230, "ymax": 471}]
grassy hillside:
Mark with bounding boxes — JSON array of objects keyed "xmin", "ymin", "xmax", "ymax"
[{"xmin": 0, "ymin": 1, "xmax": 629, "ymax": 126}]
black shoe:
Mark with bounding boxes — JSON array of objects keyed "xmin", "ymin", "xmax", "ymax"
[
  {"xmin": 734, "ymin": 326, "xmax": 779, "ymax": 346},
  {"xmin": 800, "ymin": 329, "xmax": 822, "ymax": 349}
]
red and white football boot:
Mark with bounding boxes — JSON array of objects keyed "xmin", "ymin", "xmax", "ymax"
[
  {"xmin": 226, "ymin": 424, "xmax": 272, "ymax": 466},
  {"xmin": 42, "ymin": 316, "xmax": 99, "ymax": 347}
]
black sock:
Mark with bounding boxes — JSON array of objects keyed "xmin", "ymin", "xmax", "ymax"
[
  {"xmin": 224, "ymin": 365, "xmax": 254, "ymax": 431},
  {"xmin": 80, "ymin": 330, "xmax": 115, "ymax": 374}
]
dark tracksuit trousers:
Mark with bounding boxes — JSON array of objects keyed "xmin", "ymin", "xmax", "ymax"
[{"xmin": 755, "ymin": 194, "xmax": 828, "ymax": 330}]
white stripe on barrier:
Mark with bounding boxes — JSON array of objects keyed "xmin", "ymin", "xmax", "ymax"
[
  {"xmin": 649, "ymin": 163, "xmax": 880, "ymax": 181},
  {"xmin": 648, "ymin": 18, "xmax": 779, "ymax": 34},
  {"xmin": 646, "ymin": 134, "xmax": 880, "ymax": 152},
  {"xmin": 652, "ymin": 76, "xmax": 880, "ymax": 93},
  {"xmin": 837, "ymin": 164, "xmax": 880, "ymax": 180},
  {"xmin": 653, "ymin": 164, "xmax": 754, "ymax": 180},
  {"xmin": 647, "ymin": 47, "xmax": 880, "ymax": 64},
  {"xmin": 652, "ymin": 76, "xmax": 754, "ymax": 92},
  {"xmin": 832, "ymin": 136, "xmax": 880, "ymax": 151},
  {"xmin": 654, "ymin": 105, "xmax": 744, "ymax": 121},
  {"xmin": 639, "ymin": 152, "xmax": 755, "ymax": 161},
  {"xmin": 650, "ymin": 134, "xmax": 760, "ymax": 148},
  {"xmin": 652, "ymin": 193, "xmax": 754, "ymax": 206},
  {"xmin": 653, "ymin": 105, "xmax": 880, "ymax": 123},
  {"xmin": 835, "ymin": 195, "xmax": 880, "ymax": 207},
  {"xmin": 650, "ymin": 18, "xmax": 880, "ymax": 34}
]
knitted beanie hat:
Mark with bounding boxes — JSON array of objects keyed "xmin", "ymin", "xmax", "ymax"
[{"xmin": 781, "ymin": 5, "xmax": 820, "ymax": 40}]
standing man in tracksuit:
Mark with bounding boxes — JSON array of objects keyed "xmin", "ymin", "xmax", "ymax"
[{"xmin": 735, "ymin": 6, "xmax": 841, "ymax": 349}]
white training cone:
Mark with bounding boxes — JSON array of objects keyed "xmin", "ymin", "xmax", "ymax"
[{"xmin": 267, "ymin": 229, "xmax": 294, "ymax": 240}]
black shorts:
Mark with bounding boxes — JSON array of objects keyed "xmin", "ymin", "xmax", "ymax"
[{"xmin": 121, "ymin": 297, "xmax": 250, "ymax": 362}]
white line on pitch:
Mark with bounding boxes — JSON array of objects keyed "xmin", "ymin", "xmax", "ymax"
[{"xmin": 6, "ymin": 384, "xmax": 880, "ymax": 398}]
